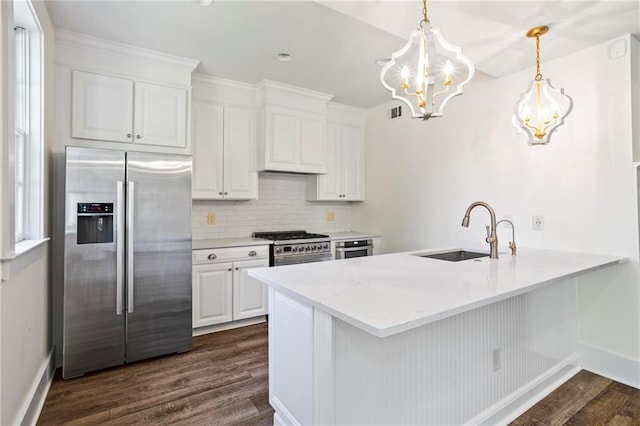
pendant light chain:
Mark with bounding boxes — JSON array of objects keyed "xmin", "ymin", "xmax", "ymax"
[
  {"xmin": 422, "ymin": 0, "xmax": 428, "ymax": 24},
  {"xmin": 535, "ymin": 34, "xmax": 542, "ymax": 81}
]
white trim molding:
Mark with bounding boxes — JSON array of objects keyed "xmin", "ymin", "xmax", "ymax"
[
  {"xmin": 13, "ymin": 349, "xmax": 55, "ymax": 426},
  {"xmin": 579, "ymin": 343, "xmax": 640, "ymax": 389}
]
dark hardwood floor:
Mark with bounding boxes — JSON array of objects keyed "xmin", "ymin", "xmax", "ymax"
[
  {"xmin": 38, "ymin": 323, "xmax": 273, "ymax": 425},
  {"xmin": 38, "ymin": 323, "xmax": 640, "ymax": 425}
]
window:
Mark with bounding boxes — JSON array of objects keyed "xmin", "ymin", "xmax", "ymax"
[
  {"xmin": 14, "ymin": 26, "xmax": 28, "ymax": 243},
  {"xmin": 12, "ymin": 0, "xmax": 43, "ymax": 247}
]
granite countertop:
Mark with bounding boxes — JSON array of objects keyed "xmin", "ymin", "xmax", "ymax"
[{"xmin": 249, "ymin": 247, "xmax": 626, "ymax": 338}]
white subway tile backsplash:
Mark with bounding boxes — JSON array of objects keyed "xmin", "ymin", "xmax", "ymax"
[{"xmin": 192, "ymin": 173, "xmax": 353, "ymax": 239}]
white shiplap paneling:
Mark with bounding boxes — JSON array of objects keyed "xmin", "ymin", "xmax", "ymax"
[{"xmin": 333, "ymin": 279, "xmax": 577, "ymax": 425}]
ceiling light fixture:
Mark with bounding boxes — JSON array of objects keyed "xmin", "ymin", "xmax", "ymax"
[
  {"xmin": 379, "ymin": 0, "xmax": 474, "ymax": 120},
  {"xmin": 274, "ymin": 52, "xmax": 293, "ymax": 62},
  {"xmin": 513, "ymin": 26, "xmax": 573, "ymax": 145}
]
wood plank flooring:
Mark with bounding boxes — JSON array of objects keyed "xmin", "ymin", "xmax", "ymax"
[
  {"xmin": 38, "ymin": 323, "xmax": 273, "ymax": 425},
  {"xmin": 38, "ymin": 323, "xmax": 640, "ymax": 425}
]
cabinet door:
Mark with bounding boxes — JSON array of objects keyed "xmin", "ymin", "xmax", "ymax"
[
  {"xmin": 315, "ymin": 123, "xmax": 341, "ymax": 200},
  {"xmin": 71, "ymin": 70, "xmax": 134, "ymax": 143},
  {"xmin": 341, "ymin": 126, "xmax": 365, "ymax": 201},
  {"xmin": 233, "ymin": 259, "xmax": 269, "ymax": 320},
  {"xmin": 224, "ymin": 107, "xmax": 258, "ymax": 200},
  {"xmin": 299, "ymin": 114, "xmax": 326, "ymax": 173},
  {"xmin": 192, "ymin": 102, "xmax": 224, "ymax": 199},
  {"xmin": 192, "ymin": 263, "xmax": 233, "ymax": 328},
  {"xmin": 134, "ymin": 82, "xmax": 187, "ymax": 148},
  {"xmin": 268, "ymin": 108, "xmax": 299, "ymax": 166}
]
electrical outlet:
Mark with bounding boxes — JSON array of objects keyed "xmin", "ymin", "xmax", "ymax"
[
  {"xmin": 493, "ymin": 348, "xmax": 501, "ymax": 372},
  {"xmin": 327, "ymin": 211, "xmax": 336, "ymax": 222},
  {"xmin": 207, "ymin": 212, "xmax": 216, "ymax": 225},
  {"xmin": 532, "ymin": 215, "xmax": 544, "ymax": 231}
]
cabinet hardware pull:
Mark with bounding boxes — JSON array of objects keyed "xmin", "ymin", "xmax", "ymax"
[
  {"xmin": 248, "ymin": 251, "xmax": 257, "ymax": 257},
  {"xmin": 136, "ymin": 134, "xmax": 141, "ymax": 139},
  {"xmin": 207, "ymin": 253, "xmax": 217, "ymax": 260},
  {"xmin": 235, "ymin": 267, "xmax": 239, "ymax": 271},
  {"xmin": 228, "ymin": 268, "xmax": 232, "ymax": 271},
  {"xmin": 126, "ymin": 133, "xmax": 132, "ymax": 138},
  {"xmin": 219, "ymin": 192, "xmax": 223, "ymax": 195},
  {"xmin": 224, "ymin": 192, "xmax": 228, "ymax": 195}
]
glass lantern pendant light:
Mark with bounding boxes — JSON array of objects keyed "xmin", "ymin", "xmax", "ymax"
[
  {"xmin": 380, "ymin": 0, "xmax": 474, "ymax": 120},
  {"xmin": 513, "ymin": 26, "xmax": 573, "ymax": 145}
]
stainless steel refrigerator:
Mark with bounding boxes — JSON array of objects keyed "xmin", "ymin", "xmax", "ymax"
[{"xmin": 63, "ymin": 146, "xmax": 192, "ymax": 379}]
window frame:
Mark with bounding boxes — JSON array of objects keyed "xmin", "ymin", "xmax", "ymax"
[{"xmin": 6, "ymin": 0, "xmax": 44, "ymax": 255}]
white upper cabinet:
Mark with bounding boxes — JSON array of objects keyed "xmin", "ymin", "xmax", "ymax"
[
  {"xmin": 71, "ymin": 70, "xmax": 187, "ymax": 148},
  {"xmin": 308, "ymin": 104, "xmax": 365, "ymax": 201},
  {"xmin": 257, "ymin": 81, "xmax": 332, "ymax": 174},
  {"xmin": 192, "ymin": 102, "xmax": 224, "ymax": 198},
  {"xmin": 133, "ymin": 82, "xmax": 187, "ymax": 148},
  {"xmin": 71, "ymin": 71, "xmax": 133, "ymax": 143},
  {"xmin": 192, "ymin": 100, "xmax": 257, "ymax": 200}
]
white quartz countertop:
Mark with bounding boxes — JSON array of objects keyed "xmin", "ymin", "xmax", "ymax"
[
  {"xmin": 325, "ymin": 231, "xmax": 381, "ymax": 240},
  {"xmin": 192, "ymin": 231, "xmax": 380, "ymax": 250},
  {"xmin": 192, "ymin": 237, "xmax": 272, "ymax": 250},
  {"xmin": 249, "ymin": 247, "xmax": 626, "ymax": 338}
]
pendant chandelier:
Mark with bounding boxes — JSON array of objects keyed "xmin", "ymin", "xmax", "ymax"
[
  {"xmin": 513, "ymin": 26, "xmax": 573, "ymax": 145},
  {"xmin": 380, "ymin": 0, "xmax": 474, "ymax": 120}
]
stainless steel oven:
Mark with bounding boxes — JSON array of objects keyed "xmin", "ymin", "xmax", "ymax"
[
  {"xmin": 253, "ymin": 230, "xmax": 332, "ymax": 266},
  {"xmin": 335, "ymin": 239, "xmax": 373, "ymax": 259}
]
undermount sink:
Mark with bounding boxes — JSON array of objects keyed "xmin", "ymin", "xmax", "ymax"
[{"xmin": 416, "ymin": 250, "xmax": 489, "ymax": 262}]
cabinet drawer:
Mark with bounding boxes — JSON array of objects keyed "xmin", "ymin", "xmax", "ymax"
[{"xmin": 193, "ymin": 245, "xmax": 269, "ymax": 264}]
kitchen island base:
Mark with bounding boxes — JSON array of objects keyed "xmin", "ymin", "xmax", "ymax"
[{"xmin": 268, "ymin": 279, "xmax": 580, "ymax": 425}]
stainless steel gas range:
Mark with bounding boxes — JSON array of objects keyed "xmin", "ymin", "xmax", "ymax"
[{"xmin": 253, "ymin": 230, "xmax": 332, "ymax": 266}]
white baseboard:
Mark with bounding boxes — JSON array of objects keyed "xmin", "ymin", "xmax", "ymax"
[
  {"xmin": 192, "ymin": 316, "xmax": 267, "ymax": 336},
  {"xmin": 579, "ymin": 343, "xmax": 640, "ymax": 389},
  {"xmin": 14, "ymin": 349, "xmax": 55, "ymax": 426},
  {"xmin": 473, "ymin": 354, "xmax": 582, "ymax": 426}
]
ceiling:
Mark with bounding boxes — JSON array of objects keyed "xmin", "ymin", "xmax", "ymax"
[{"xmin": 45, "ymin": 0, "xmax": 639, "ymax": 109}]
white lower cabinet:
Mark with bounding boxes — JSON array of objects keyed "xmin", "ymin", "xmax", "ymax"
[
  {"xmin": 192, "ymin": 263, "xmax": 234, "ymax": 327},
  {"xmin": 233, "ymin": 259, "xmax": 270, "ymax": 320},
  {"xmin": 192, "ymin": 245, "xmax": 269, "ymax": 330}
]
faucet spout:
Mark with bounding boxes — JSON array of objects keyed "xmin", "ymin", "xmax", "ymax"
[
  {"xmin": 461, "ymin": 201, "xmax": 499, "ymax": 259},
  {"xmin": 496, "ymin": 219, "xmax": 517, "ymax": 255}
]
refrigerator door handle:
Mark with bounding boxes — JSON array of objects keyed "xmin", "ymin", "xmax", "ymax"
[
  {"xmin": 127, "ymin": 181, "xmax": 135, "ymax": 314},
  {"xmin": 116, "ymin": 181, "xmax": 125, "ymax": 315}
]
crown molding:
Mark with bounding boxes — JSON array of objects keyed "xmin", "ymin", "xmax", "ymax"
[{"xmin": 54, "ymin": 29, "xmax": 199, "ymax": 71}]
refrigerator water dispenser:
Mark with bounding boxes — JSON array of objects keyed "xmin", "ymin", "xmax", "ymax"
[{"xmin": 77, "ymin": 203, "xmax": 114, "ymax": 244}]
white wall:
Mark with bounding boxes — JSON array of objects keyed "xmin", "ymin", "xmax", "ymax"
[
  {"xmin": 0, "ymin": 0, "xmax": 55, "ymax": 424},
  {"xmin": 354, "ymin": 35, "xmax": 640, "ymax": 369},
  {"xmin": 1, "ymin": 245, "xmax": 51, "ymax": 425},
  {"xmin": 193, "ymin": 173, "xmax": 353, "ymax": 239}
]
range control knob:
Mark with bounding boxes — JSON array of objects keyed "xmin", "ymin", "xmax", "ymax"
[
  {"xmin": 323, "ymin": 243, "xmax": 329, "ymax": 250},
  {"xmin": 305, "ymin": 246, "xmax": 311, "ymax": 252},
  {"xmin": 292, "ymin": 246, "xmax": 297, "ymax": 252}
]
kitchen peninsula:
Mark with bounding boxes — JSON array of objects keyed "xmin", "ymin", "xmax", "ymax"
[{"xmin": 249, "ymin": 248, "xmax": 626, "ymax": 425}]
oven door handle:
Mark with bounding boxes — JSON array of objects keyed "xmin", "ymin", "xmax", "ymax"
[{"xmin": 337, "ymin": 245, "xmax": 373, "ymax": 252}]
